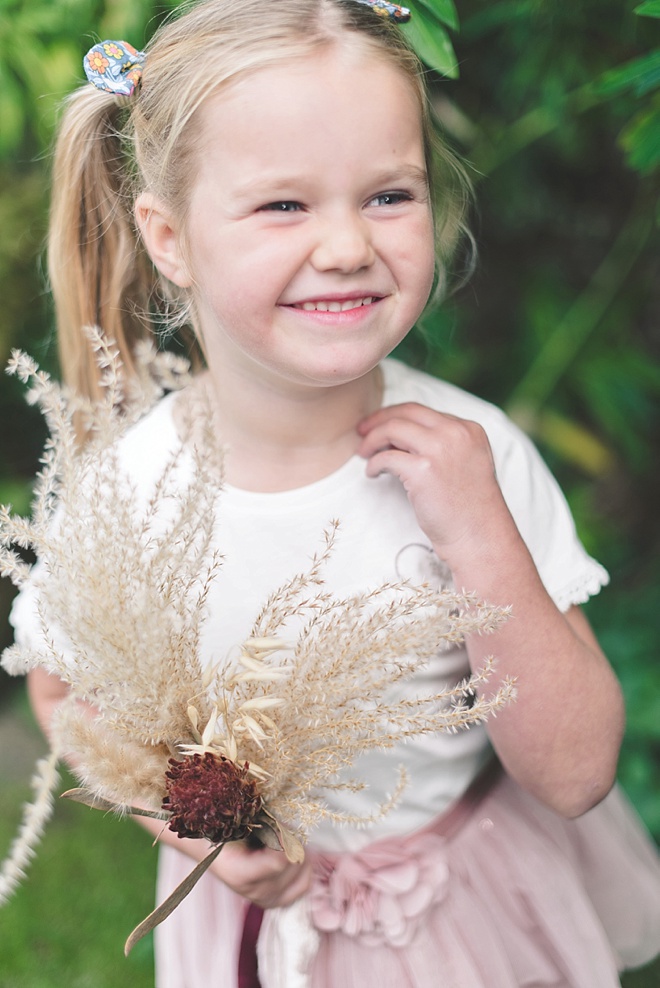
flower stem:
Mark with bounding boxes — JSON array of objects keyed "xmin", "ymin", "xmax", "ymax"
[{"xmin": 124, "ymin": 841, "xmax": 225, "ymax": 955}]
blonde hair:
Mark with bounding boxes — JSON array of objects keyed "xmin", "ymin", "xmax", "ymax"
[{"xmin": 49, "ymin": 0, "xmax": 472, "ymax": 400}]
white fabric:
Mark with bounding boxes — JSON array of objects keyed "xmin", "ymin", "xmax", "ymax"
[
  {"xmin": 10, "ymin": 358, "xmax": 609, "ymax": 855},
  {"xmin": 258, "ymin": 899, "xmax": 320, "ymax": 988}
]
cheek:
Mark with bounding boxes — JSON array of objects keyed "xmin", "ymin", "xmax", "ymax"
[
  {"xmin": 420, "ymin": 232, "xmax": 438, "ymax": 290},
  {"xmin": 403, "ymin": 217, "xmax": 437, "ymax": 302}
]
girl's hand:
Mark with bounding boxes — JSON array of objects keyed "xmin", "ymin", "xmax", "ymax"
[
  {"xmin": 211, "ymin": 840, "xmax": 312, "ymax": 909},
  {"xmin": 357, "ymin": 403, "xmax": 513, "ymax": 564}
]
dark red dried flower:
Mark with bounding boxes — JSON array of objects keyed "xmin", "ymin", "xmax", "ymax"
[{"xmin": 163, "ymin": 753, "xmax": 262, "ymax": 844}]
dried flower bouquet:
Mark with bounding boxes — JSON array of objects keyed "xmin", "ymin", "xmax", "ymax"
[{"xmin": 0, "ymin": 330, "xmax": 514, "ymax": 954}]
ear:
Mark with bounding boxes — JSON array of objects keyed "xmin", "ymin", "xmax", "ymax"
[{"xmin": 134, "ymin": 192, "xmax": 192, "ymax": 288}]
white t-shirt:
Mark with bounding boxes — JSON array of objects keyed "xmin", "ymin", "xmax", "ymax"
[{"xmin": 10, "ymin": 358, "xmax": 608, "ymax": 852}]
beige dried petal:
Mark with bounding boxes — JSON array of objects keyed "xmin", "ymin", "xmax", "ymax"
[
  {"xmin": 260, "ymin": 807, "xmax": 305, "ymax": 864},
  {"xmin": 238, "ymin": 697, "xmax": 283, "ymax": 712},
  {"xmin": 244, "ymin": 637, "xmax": 290, "ymax": 654},
  {"xmin": 238, "ymin": 715, "xmax": 268, "ymax": 746},
  {"xmin": 202, "ymin": 660, "xmax": 221, "ymax": 690},
  {"xmin": 187, "ymin": 705, "xmax": 199, "ymax": 732},
  {"xmin": 201, "ymin": 706, "xmax": 219, "ymax": 747},
  {"xmin": 235, "ymin": 669, "xmax": 286, "ymax": 683},
  {"xmin": 238, "ymin": 655, "xmax": 271, "ymax": 672},
  {"xmin": 244, "ymin": 760, "xmax": 272, "ymax": 781},
  {"xmin": 256, "ymin": 712, "xmax": 277, "ymax": 730}
]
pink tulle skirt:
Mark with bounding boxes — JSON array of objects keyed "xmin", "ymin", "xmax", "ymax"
[{"xmin": 154, "ymin": 766, "xmax": 660, "ymax": 988}]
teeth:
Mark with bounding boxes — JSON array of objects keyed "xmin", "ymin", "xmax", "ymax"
[{"xmin": 298, "ymin": 297, "xmax": 374, "ymax": 312}]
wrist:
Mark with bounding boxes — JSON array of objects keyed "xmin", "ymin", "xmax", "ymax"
[{"xmin": 433, "ymin": 515, "xmax": 538, "ymax": 602}]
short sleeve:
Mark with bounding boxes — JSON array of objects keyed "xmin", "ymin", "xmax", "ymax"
[{"xmin": 491, "ymin": 417, "xmax": 609, "ymax": 611}]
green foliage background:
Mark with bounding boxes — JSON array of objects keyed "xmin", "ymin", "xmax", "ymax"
[{"xmin": 0, "ymin": 0, "xmax": 658, "ymax": 982}]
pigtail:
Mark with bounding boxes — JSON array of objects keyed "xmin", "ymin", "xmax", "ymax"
[{"xmin": 48, "ymin": 86, "xmax": 155, "ymax": 401}]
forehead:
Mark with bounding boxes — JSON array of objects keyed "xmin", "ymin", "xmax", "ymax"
[{"xmin": 192, "ymin": 47, "xmax": 425, "ymax": 188}]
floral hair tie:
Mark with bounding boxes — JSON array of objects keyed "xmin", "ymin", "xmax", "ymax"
[
  {"xmin": 355, "ymin": 0, "xmax": 412, "ymax": 22},
  {"xmin": 83, "ymin": 40, "xmax": 146, "ymax": 97}
]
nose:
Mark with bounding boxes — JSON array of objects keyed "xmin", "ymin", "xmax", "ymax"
[{"xmin": 311, "ymin": 211, "xmax": 375, "ymax": 274}]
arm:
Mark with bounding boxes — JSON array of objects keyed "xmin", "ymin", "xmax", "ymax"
[
  {"xmin": 27, "ymin": 667, "xmax": 310, "ymax": 907},
  {"xmin": 358, "ymin": 402, "xmax": 625, "ymax": 818}
]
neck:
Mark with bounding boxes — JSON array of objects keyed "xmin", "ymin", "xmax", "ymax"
[{"xmin": 189, "ymin": 365, "xmax": 383, "ymax": 492}]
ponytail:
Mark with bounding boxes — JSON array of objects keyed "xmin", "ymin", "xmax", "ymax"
[{"xmin": 48, "ymin": 86, "xmax": 156, "ymax": 401}]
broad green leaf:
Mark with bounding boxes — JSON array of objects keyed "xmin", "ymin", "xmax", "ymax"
[
  {"xmin": 404, "ymin": 5, "xmax": 458, "ymax": 78},
  {"xmin": 595, "ymin": 50, "xmax": 660, "ymax": 97},
  {"xmin": 634, "ymin": 0, "xmax": 660, "ymax": 17},
  {"xmin": 620, "ymin": 103, "xmax": 660, "ymax": 173},
  {"xmin": 415, "ymin": 0, "xmax": 459, "ymax": 32}
]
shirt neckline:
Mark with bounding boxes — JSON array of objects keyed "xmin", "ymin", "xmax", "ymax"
[{"xmin": 219, "ymin": 360, "xmax": 404, "ymax": 507}]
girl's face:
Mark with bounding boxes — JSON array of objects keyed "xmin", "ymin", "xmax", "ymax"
[{"xmin": 166, "ymin": 46, "xmax": 436, "ymax": 393}]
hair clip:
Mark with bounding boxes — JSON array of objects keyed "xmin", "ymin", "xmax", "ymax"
[
  {"xmin": 355, "ymin": 0, "xmax": 412, "ymax": 23},
  {"xmin": 83, "ymin": 40, "xmax": 146, "ymax": 97}
]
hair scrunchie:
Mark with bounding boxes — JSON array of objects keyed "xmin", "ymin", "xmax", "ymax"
[
  {"xmin": 355, "ymin": 0, "xmax": 411, "ymax": 22},
  {"xmin": 83, "ymin": 40, "xmax": 146, "ymax": 97}
]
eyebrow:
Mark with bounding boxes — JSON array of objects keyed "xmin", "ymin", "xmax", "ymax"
[{"xmin": 368, "ymin": 164, "xmax": 429, "ymax": 188}]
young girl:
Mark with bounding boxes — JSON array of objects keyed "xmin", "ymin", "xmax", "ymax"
[{"xmin": 13, "ymin": 1, "xmax": 660, "ymax": 985}]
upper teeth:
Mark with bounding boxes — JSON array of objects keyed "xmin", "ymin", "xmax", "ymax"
[{"xmin": 297, "ymin": 297, "xmax": 374, "ymax": 312}]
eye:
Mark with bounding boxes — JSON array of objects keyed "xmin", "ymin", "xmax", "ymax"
[
  {"xmin": 257, "ymin": 200, "xmax": 304, "ymax": 213},
  {"xmin": 368, "ymin": 191, "xmax": 413, "ymax": 207}
]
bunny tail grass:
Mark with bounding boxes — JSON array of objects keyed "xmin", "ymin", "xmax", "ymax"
[{"xmin": 0, "ymin": 748, "xmax": 60, "ymax": 904}]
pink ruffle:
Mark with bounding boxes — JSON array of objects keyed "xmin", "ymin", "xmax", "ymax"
[
  {"xmin": 307, "ymin": 774, "xmax": 660, "ymax": 988},
  {"xmin": 311, "ymin": 832, "xmax": 449, "ymax": 947},
  {"xmin": 153, "ymin": 769, "xmax": 660, "ymax": 988}
]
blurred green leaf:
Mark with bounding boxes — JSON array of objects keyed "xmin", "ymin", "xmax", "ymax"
[
  {"xmin": 461, "ymin": 1, "xmax": 537, "ymax": 39},
  {"xmin": 0, "ymin": 65, "xmax": 24, "ymax": 154},
  {"xmin": 0, "ymin": 480, "xmax": 34, "ymax": 518},
  {"xmin": 595, "ymin": 50, "xmax": 660, "ymax": 98},
  {"xmin": 416, "ymin": 0, "xmax": 459, "ymax": 32},
  {"xmin": 634, "ymin": 0, "xmax": 660, "ymax": 17},
  {"xmin": 576, "ymin": 350, "xmax": 660, "ymax": 470},
  {"xmin": 405, "ymin": 3, "xmax": 458, "ymax": 77},
  {"xmin": 533, "ymin": 410, "xmax": 614, "ymax": 477},
  {"xmin": 620, "ymin": 100, "xmax": 660, "ymax": 173},
  {"xmin": 506, "ymin": 204, "xmax": 653, "ymax": 412}
]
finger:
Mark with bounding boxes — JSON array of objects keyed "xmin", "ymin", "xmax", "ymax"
[
  {"xmin": 358, "ymin": 402, "xmax": 440, "ymax": 435},
  {"xmin": 217, "ymin": 842, "xmax": 289, "ymax": 887},
  {"xmin": 357, "ymin": 418, "xmax": 429, "ymax": 459},
  {"xmin": 271, "ymin": 860, "xmax": 313, "ymax": 907},
  {"xmin": 364, "ymin": 448, "xmax": 425, "ymax": 482}
]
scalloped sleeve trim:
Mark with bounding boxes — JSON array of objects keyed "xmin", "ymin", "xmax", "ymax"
[{"xmin": 551, "ymin": 560, "xmax": 610, "ymax": 613}]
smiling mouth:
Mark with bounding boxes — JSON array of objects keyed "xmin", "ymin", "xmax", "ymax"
[{"xmin": 290, "ymin": 296, "xmax": 378, "ymax": 312}]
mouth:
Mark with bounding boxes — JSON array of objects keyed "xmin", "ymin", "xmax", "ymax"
[{"xmin": 288, "ymin": 296, "xmax": 379, "ymax": 313}]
